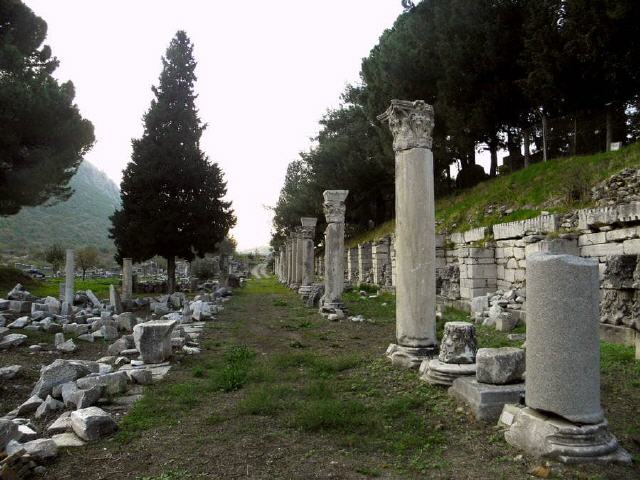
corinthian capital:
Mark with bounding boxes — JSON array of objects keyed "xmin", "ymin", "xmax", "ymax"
[
  {"xmin": 377, "ymin": 99, "xmax": 434, "ymax": 152},
  {"xmin": 322, "ymin": 190, "xmax": 348, "ymax": 223}
]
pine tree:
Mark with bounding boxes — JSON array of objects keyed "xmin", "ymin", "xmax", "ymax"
[
  {"xmin": 110, "ymin": 31, "xmax": 236, "ymax": 293},
  {"xmin": 0, "ymin": 0, "xmax": 95, "ymax": 215}
]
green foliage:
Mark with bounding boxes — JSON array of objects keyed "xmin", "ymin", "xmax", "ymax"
[
  {"xmin": 110, "ymin": 31, "xmax": 235, "ymax": 286},
  {"xmin": 76, "ymin": 246, "xmax": 100, "ymax": 279},
  {"xmin": 43, "ymin": 244, "xmax": 65, "ymax": 273},
  {"xmin": 0, "ymin": 0, "xmax": 95, "ymax": 216}
]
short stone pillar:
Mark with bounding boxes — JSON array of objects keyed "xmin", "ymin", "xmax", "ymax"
[
  {"xmin": 372, "ymin": 239, "xmax": 390, "ymax": 286},
  {"xmin": 63, "ymin": 249, "xmax": 75, "ymax": 313},
  {"xmin": 357, "ymin": 243, "xmax": 372, "ymax": 284},
  {"xmin": 321, "ymin": 190, "xmax": 349, "ymax": 311},
  {"xmin": 122, "ymin": 258, "xmax": 133, "ymax": 301},
  {"xmin": 503, "ymin": 253, "xmax": 631, "ymax": 464},
  {"xmin": 379, "ymin": 99, "xmax": 438, "ymax": 368},
  {"xmin": 347, "ymin": 248, "xmax": 359, "ymax": 284},
  {"xmin": 299, "ymin": 217, "xmax": 317, "ymax": 296},
  {"xmin": 420, "ymin": 322, "xmax": 477, "ymax": 386}
]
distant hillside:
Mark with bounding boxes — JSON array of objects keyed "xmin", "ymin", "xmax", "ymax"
[{"xmin": 0, "ymin": 161, "xmax": 121, "ymax": 255}]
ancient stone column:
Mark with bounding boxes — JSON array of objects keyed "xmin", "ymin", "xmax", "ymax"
[
  {"xmin": 64, "ymin": 249, "xmax": 75, "ymax": 311},
  {"xmin": 503, "ymin": 252, "xmax": 630, "ymax": 465},
  {"xmin": 122, "ymin": 258, "xmax": 133, "ymax": 301},
  {"xmin": 286, "ymin": 236, "xmax": 294, "ymax": 287},
  {"xmin": 526, "ymin": 253, "xmax": 602, "ymax": 423},
  {"xmin": 379, "ymin": 100, "xmax": 437, "ymax": 368},
  {"xmin": 372, "ymin": 239, "xmax": 390, "ymax": 286},
  {"xmin": 357, "ymin": 243, "xmax": 372, "ymax": 284},
  {"xmin": 321, "ymin": 190, "xmax": 349, "ymax": 311},
  {"xmin": 295, "ymin": 227, "xmax": 305, "ymax": 288},
  {"xmin": 299, "ymin": 217, "xmax": 317, "ymax": 295}
]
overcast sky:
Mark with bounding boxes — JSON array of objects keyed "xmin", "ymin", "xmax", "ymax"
[{"xmin": 25, "ymin": 1, "xmax": 497, "ymax": 252}]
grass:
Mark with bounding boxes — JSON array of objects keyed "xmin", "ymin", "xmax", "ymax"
[
  {"xmin": 29, "ymin": 277, "xmax": 121, "ymax": 298},
  {"xmin": 344, "ymin": 142, "xmax": 640, "ymax": 245},
  {"xmin": 95, "ymin": 276, "xmax": 637, "ymax": 479}
]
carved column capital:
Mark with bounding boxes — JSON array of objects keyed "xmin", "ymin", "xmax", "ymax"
[
  {"xmin": 378, "ymin": 99, "xmax": 434, "ymax": 152},
  {"xmin": 322, "ymin": 190, "xmax": 349, "ymax": 223}
]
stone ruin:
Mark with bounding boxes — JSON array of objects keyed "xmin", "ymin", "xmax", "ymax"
[{"xmin": 0, "ymin": 253, "xmax": 233, "ymax": 475}]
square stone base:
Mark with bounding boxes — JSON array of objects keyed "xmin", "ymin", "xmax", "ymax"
[
  {"xmin": 386, "ymin": 343, "xmax": 437, "ymax": 369},
  {"xmin": 502, "ymin": 405, "xmax": 632, "ymax": 465},
  {"xmin": 448, "ymin": 377, "xmax": 525, "ymax": 422}
]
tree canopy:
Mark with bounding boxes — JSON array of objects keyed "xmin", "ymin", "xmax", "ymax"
[
  {"xmin": 271, "ymin": 0, "xmax": 640, "ymax": 248},
  {"xmin": 110, "ymin": 31, "xmax": 236, "ymax": 292},
  {"xmin": 0, "ymin": 0, "xmax": 95, "ymax": 216}
]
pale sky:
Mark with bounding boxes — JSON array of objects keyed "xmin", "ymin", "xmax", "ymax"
[{"xmin": 23, "ymin": 0, "xmax": 407, "ymax": 250}]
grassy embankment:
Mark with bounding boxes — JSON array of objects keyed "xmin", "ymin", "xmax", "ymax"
[{"xmin": 347, "ymin": 142, "xmax": 640, "ymax": 247}]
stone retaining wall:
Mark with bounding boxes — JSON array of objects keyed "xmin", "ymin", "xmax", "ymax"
[{"xmin": 313, "ymin": 201, "xmax": 640, "ymax": 353}]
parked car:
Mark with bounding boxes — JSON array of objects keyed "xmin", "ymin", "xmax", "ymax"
[{"xmin": 27, "ymin": 269, "xmax": 45, "ymax": 279}]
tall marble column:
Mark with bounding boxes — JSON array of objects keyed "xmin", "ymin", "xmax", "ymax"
[
  {"xmin": 298, "ymin": 217, "xmax": 317, "ymax": 296},
  {"xmin": 295, "ymin": 227, "xmax": 304, "ymax": 288},
  {"xmin": 286, "ymin": 237, "xmax": 294, "ymax": 286},
  {"xmin": 64, "ymin": 249, "xmax": 75, "ymax": 314},
  {"xmin": 321, "ymin": 190, "xmax": 349, "ymax": 311},
  {"xmin": 379, "ymin": 99, "xmax": 438, "ymax": 368},
  {"xmin": 122, "ymin": 258, "xmax": 133, "ymax": 301}
]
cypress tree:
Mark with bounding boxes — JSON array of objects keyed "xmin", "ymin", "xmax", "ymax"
[{"xmin": 110, "ymin": 31, "xmax": 235, "ymax": 293}]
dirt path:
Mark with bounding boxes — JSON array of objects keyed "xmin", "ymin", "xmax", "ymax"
[
  {"xmin": 250, "ymin": 263, "xmax": 267, "ymax": 279},
  {"xmin": 45, "ymin": 278, "xmax": 640, "ymax": 480}
]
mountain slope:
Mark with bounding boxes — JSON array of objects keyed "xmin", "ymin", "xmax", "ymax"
[{"xmin": 0, "ymin": 161, "xmax": 121, "ymax": 254}]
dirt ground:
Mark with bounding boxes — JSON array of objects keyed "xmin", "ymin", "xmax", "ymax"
[{"xmin": 3, "ymin": 277, "xmax": 639, "ymax": 479}]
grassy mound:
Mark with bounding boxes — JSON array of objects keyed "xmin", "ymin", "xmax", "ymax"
[{"xmin": 346, "ymin": 142, "xmax": 640, "ymax": 247}]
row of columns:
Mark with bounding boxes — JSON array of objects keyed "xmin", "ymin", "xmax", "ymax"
[{"xmin": 275, "ymin": 99, "xmax": 438, "ymax": 366}]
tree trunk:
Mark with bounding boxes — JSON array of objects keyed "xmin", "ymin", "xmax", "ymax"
[
  {"xmin": 167, "ymin": 255, "xmax": 176, "ymax": 294},
  {"xmin": 523, "ymin": 127, "xmax": 531, "ymax": 169},
  {"xmin": 605, "ymin": 103, "xmax": 612, "ymax": 152},
  {"xmin": 489, "ymin": 136, "xmax": 498, "ymax": 177},
  {"xmin": 82, "ymin": 269, "xmax": 86, "ymax": 281},
  {"xmin": 541, "ymin": 114, "xmax": 549, "ymax": 162}
]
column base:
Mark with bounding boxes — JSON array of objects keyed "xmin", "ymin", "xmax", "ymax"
[
  {"xmin": 289, "ymin": 283, "xmax": 300, "ymax": 291},
  {"xmin": 502, "ymin": 405, "xmax": 632, "ymax": 465},
  {"xmin": 419, "ymin": 359, "xmax": 476, "ymax": 386},
  {"xmin": 386, "ymin": 343, "xmax": 438, "ymax": 369},
  {"xmin": 298, "ymin": 285, "xmax": 313, "ymax": 298}
]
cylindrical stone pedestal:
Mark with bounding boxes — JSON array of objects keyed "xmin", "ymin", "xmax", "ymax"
[
  {"xmin": 122, "ymin": 258, "xmax": 133, "ymax": 301},
  {"xmin": 321, "ymin": 190, "xmax": 348, "ymax": 311},
  {"xmin": 526, "ymin": 253, "xmax": 603, "ymax": 424},
  {"xmin": 64, "ymin": 249, "xmax": 75, "ymax": 307},
  {"xmin": 379, "ymin": 100, "xmax": 437, "ymax": 367}
]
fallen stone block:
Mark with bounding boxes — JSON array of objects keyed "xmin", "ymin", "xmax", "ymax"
[
  {"xmin": 47, "ymin": 412, "xmax": 72, "ymax": 434},
  {"xmin": 133, "ymin": 319, "xmax": 176, "ymax": 364},
  {"xmin": 52, "ymin": 432, "xmax": 86, "ymax": 448},
  {"xmin": 476, "ymin": 347, "xmax": 525, "ymax": 385},
  {"xmin": 0, "ymin": 364, "xmax": 22, "ymax": 380},
  {"xmin": 9, "ymin": 300, "xmax": 31, "ymax": 313},
  {"xmin": 0, "ymin": 418, "xmax": 19, "ymax": 450},
  {"xmin": 16, "ymin": 424, "xmax": 38, "ymax": 442},
  {"xmin": 76, "ymin": 371, "xmax": 128, "ymax": 395},
  {"xmin": 32, "ymin": 359, "xmax": 94, "ymax": 398},
  {"xmin": 35, "ymin": 395, "xmax": 64, "ymax": 419},
  {"xmin": 16, "ymin": 395, "xmax": 44, "ymax": 416},
  {"xmin": 70, "ymin": 407, "xmax": 117, "ymax": 441},
  {"xmin": 8, "ymin": 316, "xmax": 30, "ymax": 329},
  {"xmin": 127, "ymin": 368, "xmax": 153, "ymax": 385},
  {"xmin": 6, "ymin": 438, "xmax": 58, "ymax": 461}
]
